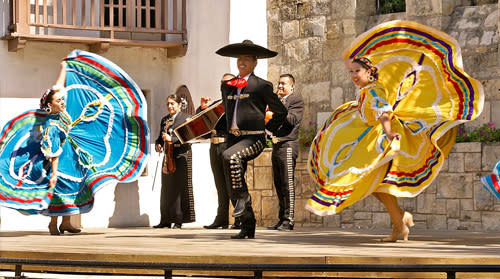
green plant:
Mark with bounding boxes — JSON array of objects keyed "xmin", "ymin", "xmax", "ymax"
[
  {"xmin": 265, "ymin": 135, "xmax": 273, "ymax": 148},
  {"xmin": 456, "ymin": 122, "xmax": 500, "ymax": 143},
  {"xmin": 377, "ymin": 0, "xmax": 406, "ymax": 14},
  {"xmin": 298, "ymin": 121, "xmax": 318, "ymax": 150}
]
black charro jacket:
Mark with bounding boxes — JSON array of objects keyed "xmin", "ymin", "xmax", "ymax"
[
  {"xmin": 155, "ymin": 111, "xmax": 192, "ymax": 154},
  {"xmin": 273, "ymin": 93, "xmax": 304, "ymax": 142},
  {"xmin": 221, "ymin": 73, "xmax": 287, "ymax": 133}
]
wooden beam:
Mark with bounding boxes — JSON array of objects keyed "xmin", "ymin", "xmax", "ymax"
[
  {"xmin": 100, "ymin": 0, "xmax": 104, "ymax": 27},
  {"xmin": 89, "ymin": 42, "xmax": 110, "ymax": 53},
  {"xmin": 145, "ymin": 0, "xmax": 150, "ymax": 28},
  {"xmin": 118, "ymin": 0, "xmax": 123, "ymax": 27},
  {"xmin": 43, "ymin": 0, "xmax": 48, "ymax": 24},
  {"xmin": 90, "ymin": 0, "xmax": 95, "ymax": 27},
  {"xmin": 34, "ymin": 0, "xmax": 39, "ymax": 24},
  {"xmin": 137, "ymin": 0, "xmax": 142, "ymax": 28},
  {"xmin": 61, "ymin": 0, "xmax": 66, "ymax": 25},
  {"xmin": 53, "ymin": 0, "xmax": 58, "ymax": 24},
  {"xmin": 167, "ymin": 44, "xmax": 187, "ymax": 58},
  {"xmin": 82, "ymin": 0, "xmax": 86, "ymax": 26},
  {"xmin": 72, "ymin": 0, "xmax": 76, "ymax": 25},
  {"xmin": 8, "ymin": 37, "xmax": 27, "ymax": 52}
]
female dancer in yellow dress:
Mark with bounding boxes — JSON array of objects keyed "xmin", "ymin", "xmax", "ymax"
[{"xmin": 307, "ymin": 20, "xmax": 484, "ymax": 242}]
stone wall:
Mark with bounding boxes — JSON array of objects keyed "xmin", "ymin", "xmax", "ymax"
[
  {"xmin": 261, "ymin": 0, "xmax": 500, "ymax": 231},
  {"xmin": 247, "ymin": 143, "xmax": 500, "ymax": 231}
]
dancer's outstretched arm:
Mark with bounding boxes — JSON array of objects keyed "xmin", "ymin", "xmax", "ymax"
[{"xmin": 54, "ymin": 61, "xmax": 66, "ymax": 88}]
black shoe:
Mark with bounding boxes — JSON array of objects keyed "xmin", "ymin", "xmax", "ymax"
[
  {"xmin": 232, "ymin": 194, "xmax": 251, "ymax": 217},
  {"xmin": 267, "ymin": 220, "xmax": 283, "ymax": 230},
  {"xmin": 172, "ymin": 223, "xmax": 182, "ymax": 229},
  {"xmin": 204, "ymin": 222, "xmax": 229, "ymax": 229},
  {"xmin": 277, "ymin": 222, "xmax": 294, "ymax": 231},
  {"xmin": 153, "ymin": 223, "xmax": 171, "ymax": 229},
  {"xmin": 230, "ymin": 229, "xmax": 255, "ymax": 239}
]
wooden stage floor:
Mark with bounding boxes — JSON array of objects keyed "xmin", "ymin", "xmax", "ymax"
[{"xmin": 1, "ymin": 227, "xmax": 500, "ymax": 278}]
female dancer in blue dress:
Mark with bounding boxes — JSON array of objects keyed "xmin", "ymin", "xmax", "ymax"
[{"xmin": 0, "ymin": 50, "xmax": 149, "ymax": 235}]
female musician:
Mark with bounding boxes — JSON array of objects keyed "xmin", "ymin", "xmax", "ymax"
[{"xmin": 154, "ymin": 94, "xmax": 195, "ymax": 229}]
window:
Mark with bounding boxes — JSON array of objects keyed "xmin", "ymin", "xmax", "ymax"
[
  {"xmin": 104, "ymin": 0, "xmax": 127, "ymax": 27},
  {"xmin": 376, "ymin": 0, "xmax": 406, "ymax": 14},
  {"xmin": 103, "ymin": 0, "xmax": 158, "ymax": 28}
]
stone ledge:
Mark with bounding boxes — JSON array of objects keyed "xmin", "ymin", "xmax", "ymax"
[{"xmin": 451, "ymin": 142, "xmax": 482, "ymax": 153}]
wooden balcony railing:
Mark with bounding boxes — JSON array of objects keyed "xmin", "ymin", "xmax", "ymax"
[{"xmin": 7, "ymin": 0, "xmax": 187, "ymax": 56}]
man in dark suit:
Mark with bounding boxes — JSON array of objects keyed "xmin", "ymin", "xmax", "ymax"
[
  {"xmin": 200, "ymin": 74, "xmax": 240, "ymax": 230},
  {"xmin": 267, "ymin": 74, "xmax": 304, "ymax": 231},
  {"xmin": 216, "ymin": 40, "xmax": 287, "ymax": 239}
]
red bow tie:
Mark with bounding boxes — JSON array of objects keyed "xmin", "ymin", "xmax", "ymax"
[{"xmin": 226, "ymin": 78, "xmax": 248, "ymax": 89}]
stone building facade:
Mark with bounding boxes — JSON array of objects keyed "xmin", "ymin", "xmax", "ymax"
[{"xmin": 251, "ymin": 0, "xmax": 500, "ymax": 231}]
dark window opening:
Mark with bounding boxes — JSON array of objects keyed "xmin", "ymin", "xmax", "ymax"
[{"xmin": 376, "ymin": 0, "xmax": 406, "ymax": 14}]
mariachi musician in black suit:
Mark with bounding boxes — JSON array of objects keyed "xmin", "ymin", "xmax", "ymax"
[
  {"xmin": 197, "ymin": 77, "xmax": 240, "ymax": 230},
  {"xmin": 216, "ymin": 40, "xmax": 287, "ymax": 239},
  {"xmin": 267, "ymin": 73, "xmax": 304, "ymax": 231},
  {"xmin": 153, "ymin": 94, "xmax": 195, "ymax": 229}
]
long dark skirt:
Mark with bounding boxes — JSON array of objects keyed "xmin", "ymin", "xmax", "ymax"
[{"xmin": 160, "ymin": 149, "xmax": 195, "ymax": 224}]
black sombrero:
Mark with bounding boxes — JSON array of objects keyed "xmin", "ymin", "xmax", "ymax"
[{"xmin": 216, "ymin": 39, "xmax": 278, "ymax": 59}]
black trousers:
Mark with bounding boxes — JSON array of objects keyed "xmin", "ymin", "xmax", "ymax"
[
  {"xmin": 160, "ymin": 149, "xmax": 195, "ymax": 224},
  {"xmin": 222, "ymin": 134, "xmax": 266, "ymax": 230},
  {"xmin": 271, "ymin": 141, "xmax": 298, "ymax": 225},
  {"xmin": 209, "ymin": 141, "xmax": 234, "ymax": 224}
]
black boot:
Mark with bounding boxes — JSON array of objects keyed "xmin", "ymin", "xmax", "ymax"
[
  {"xmin": 172, "ymin": 223, "xmax": 182, "ymax": 229},
  {"xmin": 231, "ymin": 228, "xmax": 255, "ymax": 239},
  {"xmin": 267, "ymin": 220, "xmax": 283, "ymax": 230},
  {"xmin": 153, "ymin": 223, "xmax": 171, "ymax": 229},
  {"xmin": 204, "ymin": 221, "xmax": 229, "ymax": 229},
  {"xmin": 231, "ymin": 208, "xmax": 256, "ymax": 239},
  {"xmin": 232, "ymin": 192, "xmax": 251, "ymax": 217},
  {"xmin": 277, "ymin": 221, "xmax": 294, "ymax": 231}
]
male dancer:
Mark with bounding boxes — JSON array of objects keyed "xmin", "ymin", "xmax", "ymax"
[
  {"xmin": 216, "ymin": 40, "xmax": 287, "ymax": 239},
  {"xmin": 202, "ymin": 73, "xmax": 240, "ymax": 230}
]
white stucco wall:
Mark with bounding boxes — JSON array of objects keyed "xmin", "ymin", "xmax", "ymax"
[
  {"xmin": 165, "ymin": 0, "xmax": 231, "ymax": 111},
  {"xmin": 165, "ymin": 0, "xmax": 269, "ymax": 109},
  {"xmin": 0, "ymin": 0, "xmax": 268, "ymax": 230},
  {"xmin": 229, "ymin": 0, "xmax": 268, "ymax": 78}
]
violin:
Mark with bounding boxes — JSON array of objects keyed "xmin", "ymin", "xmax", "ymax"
[{"xmin": 162, "ymin": 117, "xmax": 176, "ymax": 174}]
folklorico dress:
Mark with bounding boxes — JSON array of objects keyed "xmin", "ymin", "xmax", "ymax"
[
  {"xmin": 0, "ymin": 49, "xmax": 149, "ymax": 216},
  {"xmin": 307, "ymin": 20, "xmax": 484, "ymax": 216},
  {"xmin": 481, "ymin": 163, "xmax": 500, "ymax": 200}
]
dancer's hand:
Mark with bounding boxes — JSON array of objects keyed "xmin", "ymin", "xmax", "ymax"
[
  {"xmin": 49, "ymin": 175, "xmax": 57, "ymax": 188},
  {"xmin": 386, "ymin": 131, "xmax": 400, "ymax": 141}
]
